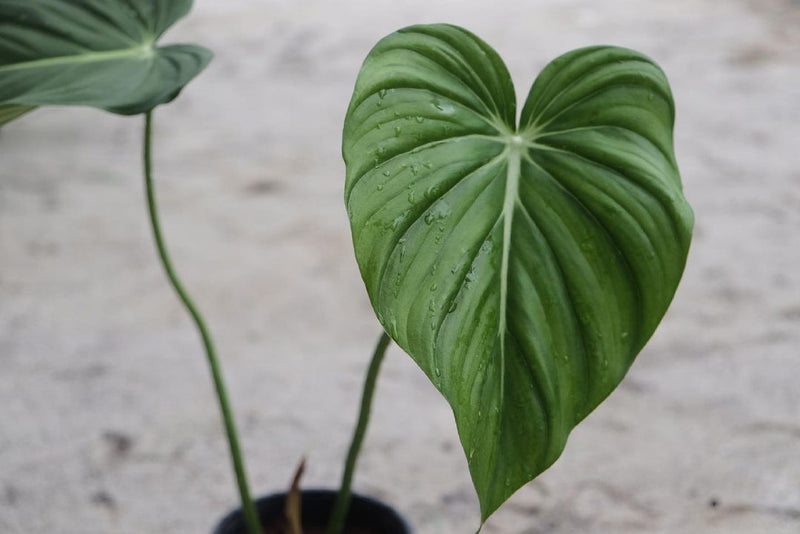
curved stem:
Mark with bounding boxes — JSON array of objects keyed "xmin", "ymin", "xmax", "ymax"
[
  {"xmin": 327, "ymin": 332, "xmax": 392, "ymax": 534},
  {"xmin": 142, "ymin": 112, "xmax": 263, "ymax": 534}
]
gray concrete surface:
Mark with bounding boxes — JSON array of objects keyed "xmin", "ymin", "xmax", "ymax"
[{"xmin": 1, "ymin": 0, "xmax": 799, "ymax": 532}]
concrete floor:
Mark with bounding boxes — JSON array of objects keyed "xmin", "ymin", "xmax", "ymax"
[{"xmin": 1, "ymin": 1, "xmax": 799, "ymax": 532}]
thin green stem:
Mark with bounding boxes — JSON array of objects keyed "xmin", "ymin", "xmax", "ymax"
[
  {"xmin": 327, "ymin": 332, "xmax": 392, "ymax": 534},
  {"xmin": 142, "ymin": 112, "xmax": 263, "ymax": 534}
]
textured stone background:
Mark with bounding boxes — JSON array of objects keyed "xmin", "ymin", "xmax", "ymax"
[{"xmin": 1, "ymin": 1, "xmax": 799, "ymax": 533}]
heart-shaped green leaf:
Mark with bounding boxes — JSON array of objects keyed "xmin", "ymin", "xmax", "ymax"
[
  {"xmin": 0, "ymin": 0, "xmax": 211, "ymax": 122},
  {"xmin": 343, "ymin": 24, "xmax": 693, "ymax": 520}
]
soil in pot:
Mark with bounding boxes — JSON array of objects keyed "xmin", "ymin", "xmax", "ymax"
[{"xmin": 213, "ymin": 489, "xmax": 411, "ymax": 534}]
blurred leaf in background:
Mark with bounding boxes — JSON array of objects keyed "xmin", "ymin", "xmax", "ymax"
[{"xmin": 0, "ymin": 0, "xmax": 211, "ymax": 125}]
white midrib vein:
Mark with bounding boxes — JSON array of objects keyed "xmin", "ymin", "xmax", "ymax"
[
  {"xmin": 497, "ymin": 135, "xmax": 524, "ymax": 404},
  {"xmin": 0, "ymin": 42, "xmax": 155, "ymax": 74}
]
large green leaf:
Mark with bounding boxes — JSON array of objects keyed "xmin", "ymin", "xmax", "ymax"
[
  {"xmin": 0, "ymin": 0, "xmax": 211, "ymax": 119},
  {"xmin": 343, "ymin": 24, "xmax": 693, "ymax": 520}
]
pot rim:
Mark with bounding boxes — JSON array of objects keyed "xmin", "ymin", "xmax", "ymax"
[{"xmin": 213, "ymin": 488, "xmax": 412, "ymax": 534}]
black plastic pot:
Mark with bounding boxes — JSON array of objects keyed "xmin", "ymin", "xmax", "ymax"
[{"xmin": 213, "ymin": 489, "xmax": 412, "ymax": 534}]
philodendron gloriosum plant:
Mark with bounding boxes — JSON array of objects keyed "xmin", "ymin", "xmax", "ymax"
[
  {"xmin": 2, "ymin": 3, "xmax": 693, "ymax": 533},
  {"xmin": 342, "ymin": 24, "xmax": 693, "ymax": 522}
]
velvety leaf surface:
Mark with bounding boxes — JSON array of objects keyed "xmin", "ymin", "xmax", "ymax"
[
  {"xmin": 0, "ymin": 0, "xmax": 211, "ymax": 118},
  {"xmin": 343, "ymin": 24, "xmax": 693, "ymax": 520}
]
